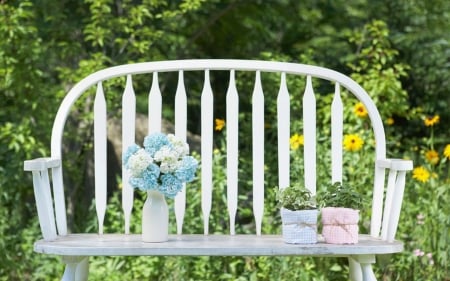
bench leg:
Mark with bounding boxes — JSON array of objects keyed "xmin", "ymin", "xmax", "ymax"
[
  {"xmin": 352, "ymin": 255, "xmax": 377, "ymax": 281},
  {"xmin": 61, "ymin": 256, "xmax": 89, "ymax": 281},
  {"xmin": 349, "ymin": 257, "xmax": 362, "ymax": 281}
]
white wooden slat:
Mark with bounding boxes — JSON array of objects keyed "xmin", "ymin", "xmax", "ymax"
[
  {"xmin": 175, "ymin": 70, "xmax": 187, "ymax": 234},
  {"xmin": 201, "ymin": 70, "xmax": 214, "ymax": 235},
  {"xmin": 277, "ymin": 73, "xmax": 290, "ymax": 190},
  {"xmin": 148, "ymin": 72, "xmax": 162, "ymax": 134},
  {"xmin": 252, "ymin": 71, "xmax": 264, "ymax": 236},
  {"xmin": 52, "ymin": 166, "xmax": 67, "ymax": 235},
  {"xmin": 331, "ymin": 82, "xmax": 343, "ymax": 184},
  {"xmin": 381, "ymin": 168, "xmax": 397, "ymax": 240},
  {"xmin": 370, "ymin": 166, "xmax": 386, "ymax": 237},
  {"xmin": 226, "ymin": 70, "xmax": 239, "ymax": 235},
  {"xmin": 122, "ymin": 75, "xmax": 136, "ymax": 235},
  {"xmin": 94, "ymin": 82, "xmax": 107, "ymax": 235},
  {"xmin": 32, "ymin": 170, "xmax": 57, "ymax": 241},
  {"xmin": 303, "ymin": 76, "xmax": 317, "ymax": 195},
  {"xmin": 386, "ymin": 171, "xmax": 407, "ymax": 242}
]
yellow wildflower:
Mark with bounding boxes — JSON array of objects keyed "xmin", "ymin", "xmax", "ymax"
[
  {"xmin": 343, "ymin": 134, "xmax": 364, "ymax": 152},
  {"xmin": 412, "ymin": 166, "xmax": 430, "ymax": 183},
  {"xmin": 215, "ymin": 118, "xmax": 225, "ymax": 131},
  {"xmin": 386, "ymin": 117, "xmax": 394, "ymax": 125},
  {"xmin": 290, "ymin": 134, "xmax": 304, "ymax": 150},
  {"xmin": 354, "ymin": 102, "xmax": 368, "ymax": 118},
  {"xmin": 444, "ymin": 144, "xmax": 450, "ymax": 160},
  {"xmin": 424, "ymin": 115, "xmax": 439, "ymax": 127},
  {"xmin": 425, "ymin": 150, "xmax": 439, "ymax": 165}
]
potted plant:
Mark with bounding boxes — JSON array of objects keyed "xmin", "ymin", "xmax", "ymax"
[
  {"xmin": 277, "ymin": 184, "xmax": 318, "ymax": 244},
  {"xmin": 319, "ymin": 182, "xmax": 364, "ymax": 244}
]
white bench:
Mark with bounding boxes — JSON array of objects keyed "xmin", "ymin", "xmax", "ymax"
[{"xmin": 24, "ymin": 59, "xmax": 412, "ymax": 281}]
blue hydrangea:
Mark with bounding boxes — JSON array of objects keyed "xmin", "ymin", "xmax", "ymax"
[
  {"xmin": 123, "ymin": 133, "xmax": 199, "ymax": 198},
  {"xmin": 175, "ymin": 156, "xmax": 198, "ymax": 182},
  {"xmin": 122, "ymin": 144, "xmax": 140, "ymax": 165},
  {"xmin": 160, "ymin": 174, "xmax": 183, "ymax": 198},
  {"xmin": 143, "ymin": 133, "xmax": 170, "ymax": 156}
]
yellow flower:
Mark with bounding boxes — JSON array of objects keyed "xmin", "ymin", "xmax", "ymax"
[
  {"xmin": 444, "ymin": 144, "xmax": 450, "ymax": 160},
  {"xmin": 290, "ymin": 134, "xmax": 304, "ymax": 150},
  {"xmin": 425, "ymin": 150, "xmax": 439, "ymax": 165},
  {"xmin": 424, "ymin": 115, "xmax": 439, "ymax": 127},
  {"xmin": 386, "ymin": 117, "xmax": 394, "ymax": 125},
  {"xmin": 215, "ymin": 118, "xmax": 225, "ymax": 131},
  {"xmin": 354, "ymin": 102, "xmax": 368, "ymax": 118},
  {"xmin": 343, "ymin": 134, "xmax": 364, "ymax": 152},
  {"xmin": 412, "ymin": 166, "xmax": 430, "ymax": 183}
]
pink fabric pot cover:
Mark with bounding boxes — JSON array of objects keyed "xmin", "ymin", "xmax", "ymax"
[
  {"xmin": 321, "ymin": 207, "xmax": 359, "ymax": 244},
  {"xmin": 281, "ymin": 208, "xmax": 318, "ymax": 244}
]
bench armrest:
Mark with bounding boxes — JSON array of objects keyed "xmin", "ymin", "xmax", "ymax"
[
  {"xmin": 24, "ymin": 157, "xmax": 61, "ymax": 171},
  {"xmin": 377, "ymin": 158, "xmax": 413, "ymax": 242},
  {"xmin": 24, "ymin": 157, "xmax": 63, "ymax": 241},
  {"xmin": 377, "ymin": 158, "xmax": 413, "ymax": 171}
]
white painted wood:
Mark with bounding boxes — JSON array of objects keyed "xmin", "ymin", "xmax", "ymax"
[
  {"xmin": 201, "ymin": 70, "xmax": 213, "ymax": 235},
  {"xmin": 75, "ymin": 257, "xmax": 89, "ymax": 281},
  {"xmin": 331, "ymin": 82, "xmax": 343, "ymax": 184},
  {"xmin": 34, "ymin": 234, "xmax": 404, "ymax": 256},
  {"xmin": 356, "ymin": 255, "xmax": 377, "ymax": 281},
  {"xmin": 122, "ymin": 75, "xmax": 136, "ymax": 235},
  {"xmin": 52, "ymin": 166, "xmax": 67, "ymax": 235},
  {"xmin": 175, "ymin": 70, "xmax": 187, "ymax": 234},
  {"xmin": 349, "ymin": 257, "xmax": 363, "ymax": 281},
  {"xmin": 25, "ymin": 59, "xmax": 415, "ymax": 281},
  {"xmin": 94, "ymin": 82, "xmax": 107, "ymax": 235},
  {"xmin": 62, "ymin": 256, "xmax": 88, "ymax": 281},
  {"xmin": 386, "ymin": 171, "xmax": 407, "ymax": 242},
  {"xmin": 303, "ymin": 76, "xmax": 316, "ymax": 195},
  {"xmin": 148, "ymin": 72, "xmax": 162, "ymax": 134},
  {"xmin": 24, "ymin": 157, "xmax": 60, "ymax": 171},
  {"xmin": 32, "ymin": 170, "xmax": 57, "ymax": 241},
  {"xmin": 252, "ymin": 71, "xmax": 264, "ymax": 236},
  {"xmin": 381, "ymin": 168, "xmax": 397, "ymax": 240},
  {"xmin": 370, "ymin": 166, "xmax": 386, "ymax": 238},
  {"xmin": 277, "ymin": 72, "xmax": 290, "ymax": 190},
  {"xmin": 226, "ymin": 70, "xmax": 239, "ymax": 235},
  {"xmin": 50, "ymin": 60, "xmax": 387, "ymax": 163}
]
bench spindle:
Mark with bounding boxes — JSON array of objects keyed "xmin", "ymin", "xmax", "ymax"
[
  {"xmin": 201, "ymin": 70, "xmax": 214, "ymax": 235},
  {"xmin": 277, "ymin": 72, "xmax": 290, "ymax": 190},
  {"xmin": 122, "ymin": 74, "xmax": 136, "ymax": 234},
  {"xmin": 252, "ymin": 70, "xmax": 265, "ymax": 236},
  {"xmin": 94, "ymin": 82, "xmax": 107, "ymax": 235},
  {"xmin": 226, "ymin": 70, "xmax": 239, "ymax": 235}
]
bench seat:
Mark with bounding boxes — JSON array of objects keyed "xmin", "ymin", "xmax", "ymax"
[{"xmin": 35, "ymin": 234, "xmax": 403, "ymax": 257}]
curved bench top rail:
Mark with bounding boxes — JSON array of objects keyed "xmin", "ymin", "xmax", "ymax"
[{"xmin": 51, "ymin": 59, "xmax": 386, "ymax": 159}]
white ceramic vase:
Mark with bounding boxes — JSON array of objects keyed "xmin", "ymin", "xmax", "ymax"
[{"xmin": 142, "ymin": 190, "xmax": 168, "ymax": 242}]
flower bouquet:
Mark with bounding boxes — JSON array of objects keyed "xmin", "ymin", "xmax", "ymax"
[
  {"xmin": 123, "ymin": 132, "xmax": 198, "ymax": 242},
  {"xmin": 123, "ymin": 132, "xmax": 198, "ymax": 197}
]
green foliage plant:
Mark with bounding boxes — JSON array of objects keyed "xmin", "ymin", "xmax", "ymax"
[
  {"xmin": 277, "ymin": 185, "xmax": 316, "ymax": 211},
  {"xmin": 319, "ymin": 182, "xmax": 364, "ymax": 210}
]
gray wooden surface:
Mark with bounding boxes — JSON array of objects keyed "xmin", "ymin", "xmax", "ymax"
[{"xmin": 35, "ymin": 234, "xmax": 403, "ymax": 257}]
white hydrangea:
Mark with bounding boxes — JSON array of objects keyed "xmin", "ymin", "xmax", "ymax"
[
  {"xmin": 128, "ymin": 149, "xmax": 153, "ymax": 176},
  {"xmin": 168, "ymin": 134, "xmax": 189, "ymax": 157},
  {"xmin": 154, "ymin": 145, "xmax": 179, "ymax": 172},
  {"xmin": 159, "ymin": 161, "xmax": 180, "ymax": 174}
]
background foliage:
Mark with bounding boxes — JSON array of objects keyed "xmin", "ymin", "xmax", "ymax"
[{"xmin": 0, "ymin": 0, "xmax": 449, "ymax": 280}]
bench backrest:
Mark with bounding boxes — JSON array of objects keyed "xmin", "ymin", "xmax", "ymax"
[{"xmin": 48, "ymin": 59, "xmax": 398, "ymax": 240}]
